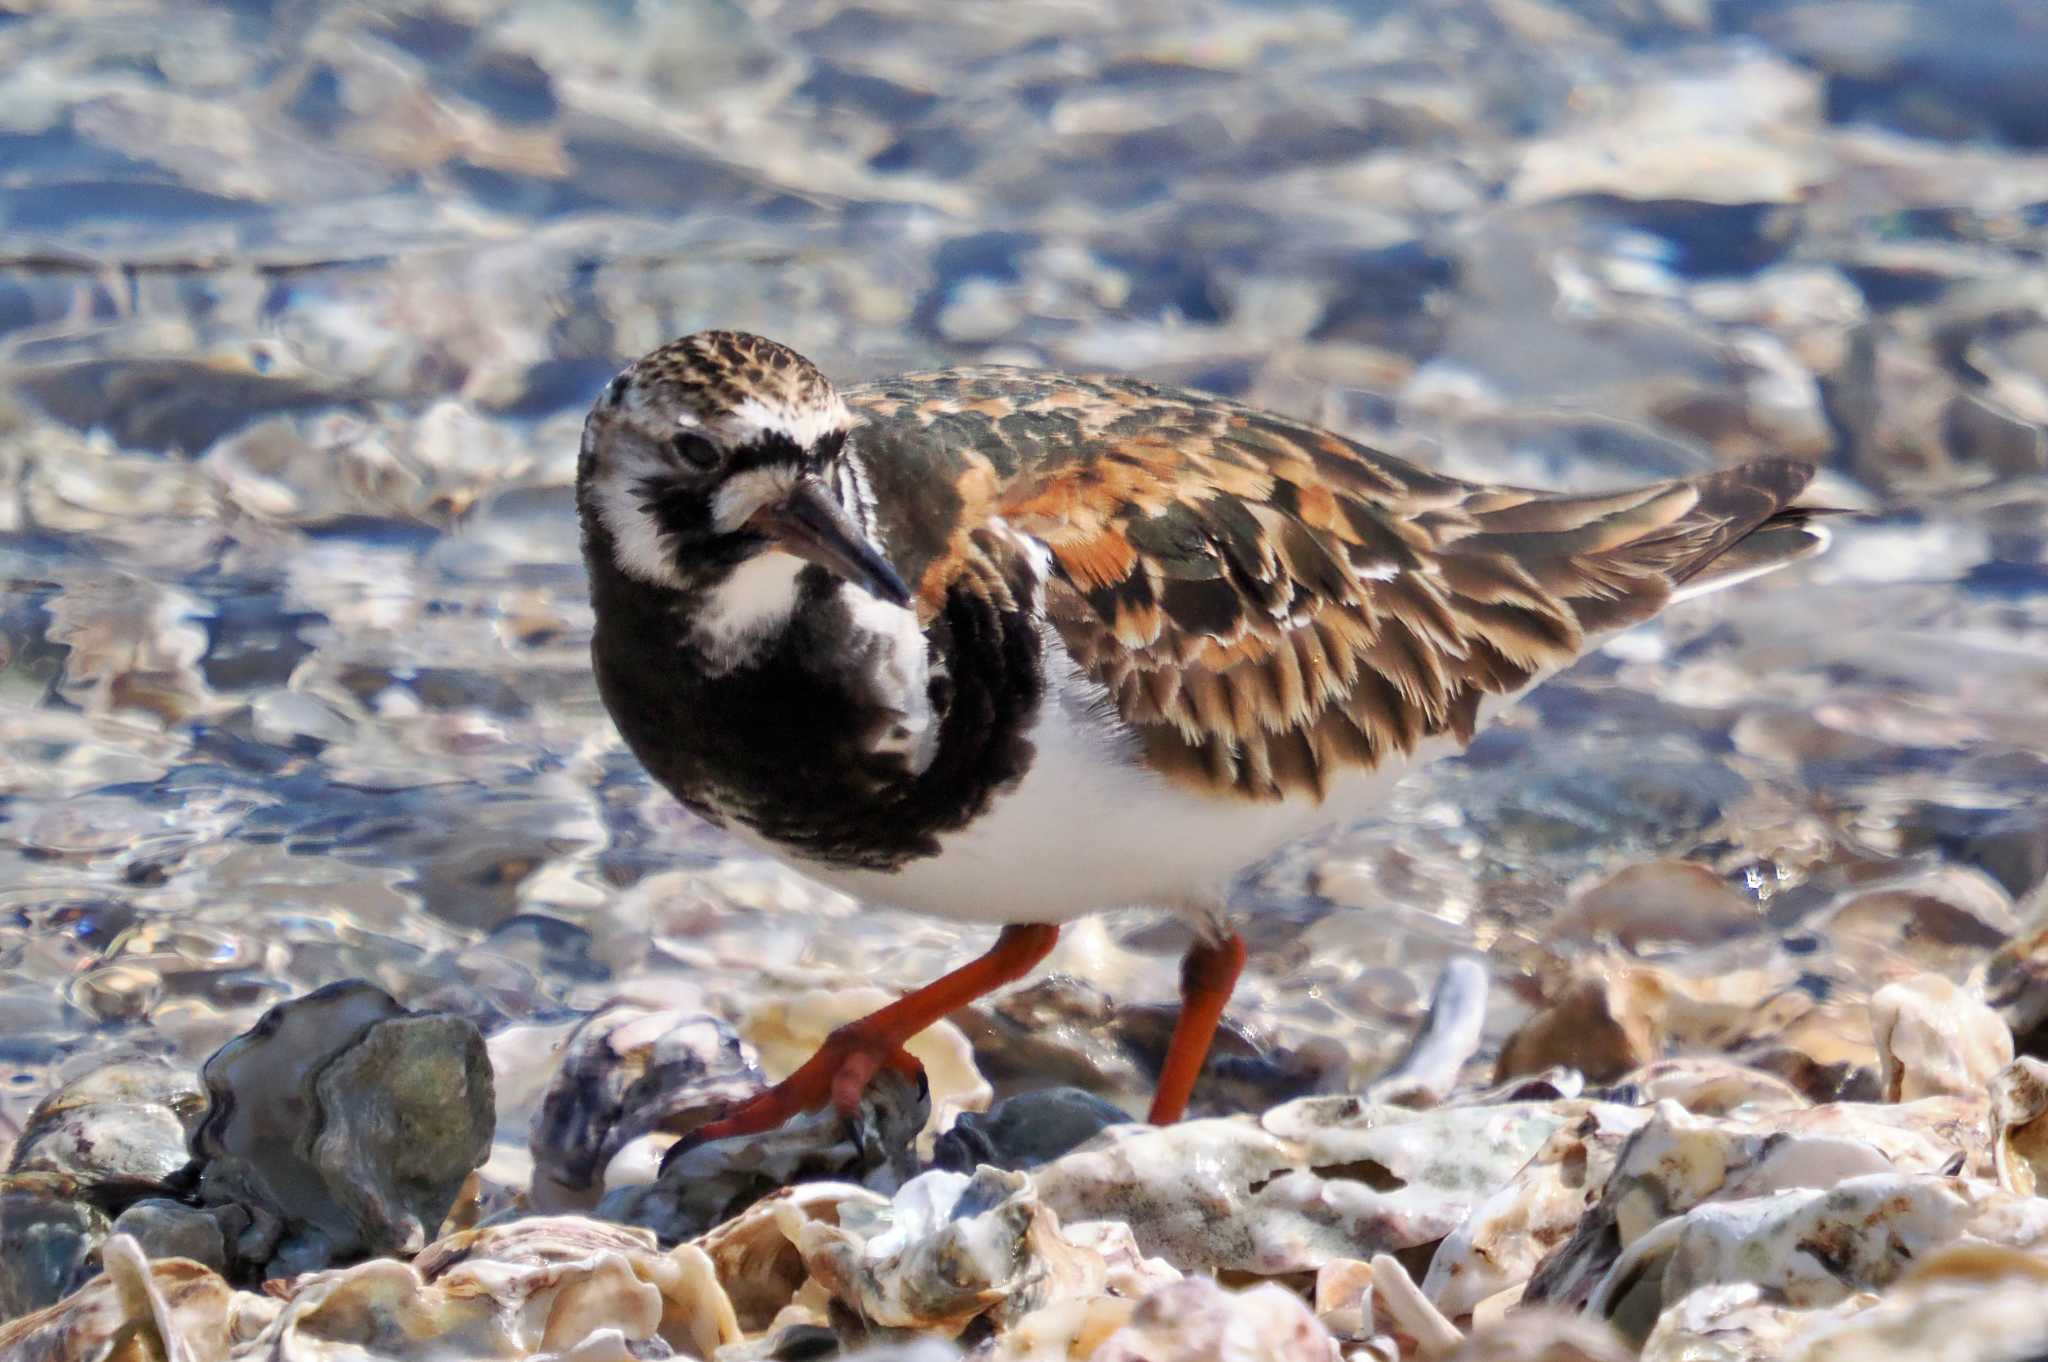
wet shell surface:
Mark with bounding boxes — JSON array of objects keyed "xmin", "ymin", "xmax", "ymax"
[{"xmin": 186, "ymin": 980, "xmax": 496, "ymax": 1279}]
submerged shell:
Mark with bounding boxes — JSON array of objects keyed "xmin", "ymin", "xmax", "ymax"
[
  {"xmin": 0, "ymin": 1174, "xmax": 110, "ymax": 1322},
  {"xmin": 1607, "ymin": 1057, "xmax": 1810, "ymax": 1117},
  {"xmin": 1366, "ymin": 957, "xmax": 1489, "ymax": 1107},
  {"xmin": 0, "ymin": 1233, "xmax": 246, "ymax": 1362}
]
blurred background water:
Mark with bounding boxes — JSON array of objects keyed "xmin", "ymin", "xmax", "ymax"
[{"xmin": 1, "ymin": 0, "xmax": 2045, "ymax": 1153}]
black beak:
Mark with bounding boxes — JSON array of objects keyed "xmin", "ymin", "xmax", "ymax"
[{"xmin": 749, "ymin": 478, "xmax": 913, "ymax": 608}]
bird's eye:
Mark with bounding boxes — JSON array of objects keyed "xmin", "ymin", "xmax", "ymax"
[{"xmin": 671, "ymin": 432, "xmax": 721, "ymax": 470}]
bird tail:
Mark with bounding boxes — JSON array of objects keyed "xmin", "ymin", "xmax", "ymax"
[{"xmin": 1666, "ymin": 459, "xmax": 1840, "ymax": 604}]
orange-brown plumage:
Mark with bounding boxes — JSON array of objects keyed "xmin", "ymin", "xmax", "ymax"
[{"xmin": 846, "ymin": 365, "xmax": 1825, "ymax": 802}]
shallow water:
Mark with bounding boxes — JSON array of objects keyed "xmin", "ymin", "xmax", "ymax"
[{"xmin": 1, "ymin": 0, "xmax": 2046, "ymax": 1153}]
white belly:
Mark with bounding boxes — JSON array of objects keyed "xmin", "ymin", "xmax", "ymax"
[{"xmin": 762, "ymin": 647, "xmax": 1477, "ymax": 925}]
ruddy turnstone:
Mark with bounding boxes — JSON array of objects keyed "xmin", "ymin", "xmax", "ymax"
[{"xmin": 577, "ymin": 330, "xmax": 1829, "ymax": 1139}]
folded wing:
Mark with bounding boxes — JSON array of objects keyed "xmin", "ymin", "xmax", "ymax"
[{"xmin": 848, "ymin": 369, "xmax": 1822, "ymax": 803}]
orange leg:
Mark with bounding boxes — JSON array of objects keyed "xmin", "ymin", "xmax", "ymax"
[
  {"xmin": 1147, "ymin": 932, "xmax": 1246, "ymax": 1124},
  {"xmin": 686, "ymin": 922, "xmax": 1060, "ymax": 1145}
]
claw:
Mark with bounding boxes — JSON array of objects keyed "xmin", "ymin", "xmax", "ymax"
[{"xmin": 679, "ymin": 1024, "xmax": 926, "ymax": 1147}]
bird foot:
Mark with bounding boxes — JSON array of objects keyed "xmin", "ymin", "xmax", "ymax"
[{"xmin": 682, "ymin": 1020, "xmax": 925, "ymax": 1147}]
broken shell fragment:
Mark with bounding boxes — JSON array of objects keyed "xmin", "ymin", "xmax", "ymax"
[{"xmin": 1989, "ymin": 1057, "xmax": 2048, "ymax": 1196}]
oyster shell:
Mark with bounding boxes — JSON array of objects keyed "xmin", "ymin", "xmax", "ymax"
[
  {"xmin": 233, "ymin": 1218, "xmax": 739, "ymax": 1362},
  {"xmin": 1424, "ymin": 1103, "xmax": 1652, "ymax": 1318},
  {"xmin": 791, "ymin": 1166, "xmax": 1106, "ymax": 1336},
  {"xmin": 0, "ymin": 1232, "xmax": 268, "ymax": 1362},
  {"xmin": 187, "ymin": 980, "xmax": 494, "ymax": 1277},
  {"xmin": 0, "ymin": 1174, "xmax": 109, "ymax": 1322},
  {"xmin": 1525, "ymin": 1100, "xmax": 1962, "ymax": 1311},
  {"xmin": 1870, "ymin": 974, "xmax": 2013, "ymax": 1103},
  {"xmin": 1447, "ymin": 1310, "xmax": 1632, "ymax": 1361},
  {"xmin": 110, "ymin": 1200, "xmax": 228, "ymax": 1274},
  {"xmin": 1037, "ymin": 1097, "xmax": 1580, "ymax": 1274},
  {"xmin": 931, "ymin": 1088, "xmax": 1131, "ymax": 1175},
  {"xmin": 1085, "ymin": 1276, "xmax": 1341, "ymax": 1362},
  {"xmin": 1591, "ymin": 1174, "xmax": 2048, "ymax": 1343},
  {"xmin": 1779, "ymin": 1243, "xmax": 2048, "ymax": 1361},
  {"xmin": 602, "ymin": 1065, "xmax": 924, "ymax": 1245},
  {"xmin": 694, "ymin": 1182, "xmax": 887, "ymax": 1335},
  {"xmin": 7, "ymin": 1058, "xmax": 204, "ymax": 1205},
  {"xmin": 1990, "ymin": 1057, "xmax": 2048, "ymax": 1196},
  {"xmin": 527, "ymin": 1005, "xmax": 763, "ymax": 1211}
]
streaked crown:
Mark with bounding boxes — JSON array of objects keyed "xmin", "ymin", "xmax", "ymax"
[
  {"xmin": 577, "ymin": 331, "xmax": 906, "ymax": 621},
  {"xmin": 607, "ymin": 330, "xmax": 849, "ymax": 451}
]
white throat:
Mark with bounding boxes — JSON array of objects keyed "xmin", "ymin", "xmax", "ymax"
[
  {"xmin": 688, "ymin": 551, "xmax": 938, "ymax": 772},
  {"xmin": 692, "ymin": 551, "xmax": 809, "ymax": 671}
]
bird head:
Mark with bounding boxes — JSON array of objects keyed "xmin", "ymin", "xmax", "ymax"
[{"xmin": 576, "ymin": 330, "xmax": 910, "ymax": 609}]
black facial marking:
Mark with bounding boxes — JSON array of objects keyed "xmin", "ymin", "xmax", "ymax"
[
  {"xmin": 603, "ymin": 374, "xmax": 628, "ymax": 407},
  {"xmin": 725, "ymin": 430, "xmax": 805, "ymax": 472},
  {"xmin": 584, "ymin": 523, "xmax": 1043, "ymax": 872},
  {"xmin": 634, "ymin": 474, "xmax": 711, "ymax": 536}
]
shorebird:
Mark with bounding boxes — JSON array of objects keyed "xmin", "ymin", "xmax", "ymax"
[{"xmin": 576, "ymin": 330, "xmax": 1828, "ymax": 1140}]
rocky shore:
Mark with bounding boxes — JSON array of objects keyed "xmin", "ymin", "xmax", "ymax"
[{"xmin": 2, "ymin": 0, "xmax": 2046, "ymax": 1357}]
